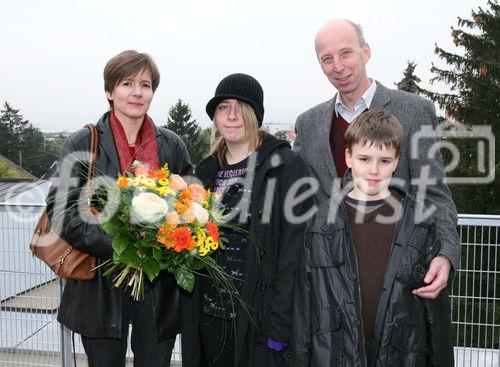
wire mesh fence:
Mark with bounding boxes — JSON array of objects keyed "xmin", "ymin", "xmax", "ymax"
[
  {"xmin": 452, "ymin": 215, "xmax": 499, "ymax": 367},
  {"xmin": 1, "ymin": 204, "xmax": 498, "ymax": 366}
]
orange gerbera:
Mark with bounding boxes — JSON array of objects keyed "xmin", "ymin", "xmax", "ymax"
[
  {"xmin": 206, "ymin": 221, "xmax": 219, "ymax": 242},
  {"xmin": 157, "ymin": 222, "xmax": 176, "ymax": 248},
  {"xmin": 172, "ymin": 227, "xmax": 195, "ymax": 252},
  {"xmin": 117, "ymin": 176, "xmax": 129, "ymax": 189},
  {"xmin": 189, "ymin": 184, "xmax": 208, "ymax": 202},
  {"xmin": 155, "ymin": 169, "xmax": 167, "ymax": 180},
  {"xmin": 179, "ymin": 189, "xmax": 192, "ymax": 202},
  {"xmin": 174, "ymin": 200, "xmax": 190, "ymax": 214}
]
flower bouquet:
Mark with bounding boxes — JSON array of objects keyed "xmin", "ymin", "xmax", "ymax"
[{"xmin": 97, "ymin": 161, "xmax": 230, "ymax": 300}]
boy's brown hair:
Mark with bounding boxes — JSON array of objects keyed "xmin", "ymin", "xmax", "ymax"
[
  {"xmin": 345, "ymin": 109, "xmax": 403, "ymax": 156},
  {"xmin": 103, "ymin": 50, "xmax": 160, "ymax": 106}
]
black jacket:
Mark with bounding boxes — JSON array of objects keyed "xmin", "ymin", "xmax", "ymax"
[
  {"xmin": 182, "ymin": 133, "xmax": 314, "ymax": 367},
  {"xmin": 291, "ymin": 190, "xmax": 454, "ymax": 367},
  {"xmin": 46, "ymin": 112, "xmax": 192, "ymax": 340}
]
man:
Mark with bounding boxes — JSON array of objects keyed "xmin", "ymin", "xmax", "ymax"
[{"xmin": 293, "ymin": 19, "xmax": 460, "ymax": 299}]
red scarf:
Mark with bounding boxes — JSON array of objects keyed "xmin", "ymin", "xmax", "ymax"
[{"xmin": 109, "ymin": 112, "xmax": 160, "ymax": 174}]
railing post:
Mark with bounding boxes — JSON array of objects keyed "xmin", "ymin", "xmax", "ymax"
[{"xmin": 59, "ymin": 279, "xmax": 73, "ymax": 367}]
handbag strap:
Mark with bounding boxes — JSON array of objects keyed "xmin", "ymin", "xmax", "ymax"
[
  {"xmin": 83, "ymin": 124, "xmax": 99, "ymax": 208},
  {"xmin": 36, "ymin": 124, "xmax": 99, "ymax": 236},
  {"xmin": 84, "ymin": 124, "xmax": 98, "ymax": 181}
]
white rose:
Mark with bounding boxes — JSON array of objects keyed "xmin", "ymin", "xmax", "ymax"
[
  {"xmin": 191, "ymin": 202, "xmax": 209, "ymax": 225},
  {"xmin": 131, "ymin": 192, "xmax": 169, "ymax": 224}
]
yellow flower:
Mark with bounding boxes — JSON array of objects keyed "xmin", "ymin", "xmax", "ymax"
[
  {"xmin": 144, "ymin": 179, "xmax": 156, "ymax": 189},
  {"xmin": 196, "ymin": 229, "xmax": 218, "ymax": 257},
  {"xmin": 206, "ymin": 237, "xmax": 218, "ymax": 251},
  {"xmin": 163, "ymin": 187, "xmax": 176, "ymax": 196},
  {"xmin": 198, "ymin": 243, "xmax": 209, "ymax": 257},
  {"xmin": 156, "ymin": 186, "xmax": 167, "ymax": 196},
  {"xmin": 159, "ymin": 178, "xmax": 170, "ymax": 187},
  {"xmin": 132, "ymin": 176, "xmax": 146, "ymax": 187},
  {"xmin": 162, "ymin": 163, "xmax": 170, "ymax": 176}
]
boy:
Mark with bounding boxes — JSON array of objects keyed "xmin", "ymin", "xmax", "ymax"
[{"xmin": 292, "ymin": 110, "xmax": 454, "ymax": 366}]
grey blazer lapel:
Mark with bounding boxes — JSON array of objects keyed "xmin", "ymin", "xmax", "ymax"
[
  {"xmin": 370, "ymin": 81, "xmax": 391, "ymax": 109},
  {"xmin": 319, "ymin": 97, "xmax": 338, "ymax": 181}
]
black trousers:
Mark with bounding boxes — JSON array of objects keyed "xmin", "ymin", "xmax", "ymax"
[
  {"xmin": 81, "ymin": 290, "xmax": 176, "ymax": 367},
  {"xmin": 198, "ymin": 313, "xmax": 289, "ymax": 367},
  {"xmin": 199, "ymin": 313, "xmax": 237, "ymax": 367}
]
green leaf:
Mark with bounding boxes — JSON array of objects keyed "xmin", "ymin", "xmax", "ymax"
[
  {"xmin": 143, "ymin": 260, "xmax": 161, "ymax": 282},
  {"xmin": 112, "ymin": 235, "xmax": 129, "ymax": 255},
  {"xmin": 175, "ymin": 267, "xmax": 195, "ymax": 292},
  {"xmin": 100, "ymin": 215, "xmax": 122, "ymax": 235},
  {"xmin": 122, "ymin": 191, "xmax": 134, "ymax": 206},
  {"xmin": 152, "ymin": 247, "xmax": 163, "ymax": 262},
  {"xmin": 116, "ymin": 246, "xmax": 141, "ymax": 268}
]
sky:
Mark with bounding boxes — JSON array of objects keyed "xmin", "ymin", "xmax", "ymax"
[{"xmin": 0, "ymin": 0, "xmax": 488, "ymax": 132}]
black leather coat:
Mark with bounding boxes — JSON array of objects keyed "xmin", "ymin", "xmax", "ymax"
[
  {"xmin": 47, "ymin": 112, "xmax": 192, "ymax": 340},
  {"xmin": 291, "ymin": 191, "xmax": 454, "ymax": 367}
]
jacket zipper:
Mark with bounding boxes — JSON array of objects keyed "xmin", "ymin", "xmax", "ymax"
[
  {"xmin": 339, "ymin": 201, "xmax": 367, "ymax": 367},
  {"xmin": 368, "ymin": 196, "xmax": 410, "ymax": 366}
]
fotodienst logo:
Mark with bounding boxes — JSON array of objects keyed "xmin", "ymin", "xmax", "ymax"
[{"xmin": 411, "ymin": 121, "xmax": 495, "ymax": 185}]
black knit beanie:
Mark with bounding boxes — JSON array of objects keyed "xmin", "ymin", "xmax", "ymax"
[{"xmin": 206, "ymin": 73, "xmax": 264, "ymax": 126}]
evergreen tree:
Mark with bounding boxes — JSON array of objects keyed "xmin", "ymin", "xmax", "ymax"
[
  {"xmin": 197, "ymin": 128, "xmax": 211, "ymax": 161},
  {"xmin": 0, "ymin": 102, "xmax": 30, "ymax": 164},
  {"xmin": 0, "ymin": 102, "xmax": 57, "ymax": 178},
  {"xmin": 395, "ymin": 61, "xmax": 423, "ymax": 94},
  {"xmin": 422, "ymin": 3, "xmax": 500, "ymax": 350},
  {"xmin": 423, "ymin": 0, "xmax": 500, "ymax": 215},
  {"xmin": 274, "ymin": 130, "xmax": 292, "ymax": 143},
  {"xmin": 164, "ymin": 99, "xmax": 207, "ymax": 164}
]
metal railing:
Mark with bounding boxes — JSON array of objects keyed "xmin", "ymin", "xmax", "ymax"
[
  {"xmin": 1, "ymin": 205, "xmax": 499, "ymax": 366},
  {"xmin": 453, "ymin": 215, "xmax": 499, "ymax": 367},
  {"xmin": 0, "ymin": 205, "xmax": 182, "ymax": 366}
]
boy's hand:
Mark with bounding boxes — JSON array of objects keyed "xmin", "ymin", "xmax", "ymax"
[{"xmin": 412, "ymin": 255, "xmax": 451, "ymax": 299}]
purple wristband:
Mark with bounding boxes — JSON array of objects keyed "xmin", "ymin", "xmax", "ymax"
[{"xmin": 267, "ymin": 337, "xmax": 288, "ymax": 352}]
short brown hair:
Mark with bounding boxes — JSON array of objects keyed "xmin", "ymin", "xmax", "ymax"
[
  {"xmin": 103, "ymin": 50, "xmax": 160, "ymax": 106},
  {"xmin": 345, "ymin": 109, "xmax": 403, "ymax": 156}
]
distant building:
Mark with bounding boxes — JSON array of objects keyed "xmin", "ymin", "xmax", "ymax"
[{"xmin": 42, "ymin": 130, "xmax": 73, "ymax": 142}]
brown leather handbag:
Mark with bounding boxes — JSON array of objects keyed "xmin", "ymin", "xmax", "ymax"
[{"xmin": 30, "ymin": 124, "xmax": 98, "ymax": 281}]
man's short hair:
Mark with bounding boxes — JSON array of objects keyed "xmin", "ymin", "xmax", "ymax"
[
  {"xmin": 103, "ymin": 50, "xmax": 160, "ymax": 106},
  {"xmin": 345, "ymin": 109, "xmax": 403, "ymax": 156},
  {"xmin": 347, "ymin": 20, "xmax": 366, "ymax": 46}
]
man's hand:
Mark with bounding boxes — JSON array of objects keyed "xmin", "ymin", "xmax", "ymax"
[{"xmin": 412, "ymin": 255, "xmax": 451, "ymax": 299}]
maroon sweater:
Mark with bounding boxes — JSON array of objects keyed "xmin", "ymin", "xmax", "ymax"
[
  {"xmin": 329, "ymin": 113, "xmax": 349, "ymax": 178},
  {"xmin": 330, "ymin": 109, "xmax": 370, "ymax": 179}
]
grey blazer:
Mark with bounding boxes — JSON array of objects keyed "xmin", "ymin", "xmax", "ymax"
[{"xmin": 294, "ymin": 81, "xmax": 460, "ymax": 270}]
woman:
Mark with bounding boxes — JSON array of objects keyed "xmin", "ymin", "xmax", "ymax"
[
  {"xmin": 182, "ymin": 73, "xmax": 313, "ymax": 367},
  {"xmin": 46, "ymin": 50, "xmax": 192, "ymax": 367}
]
